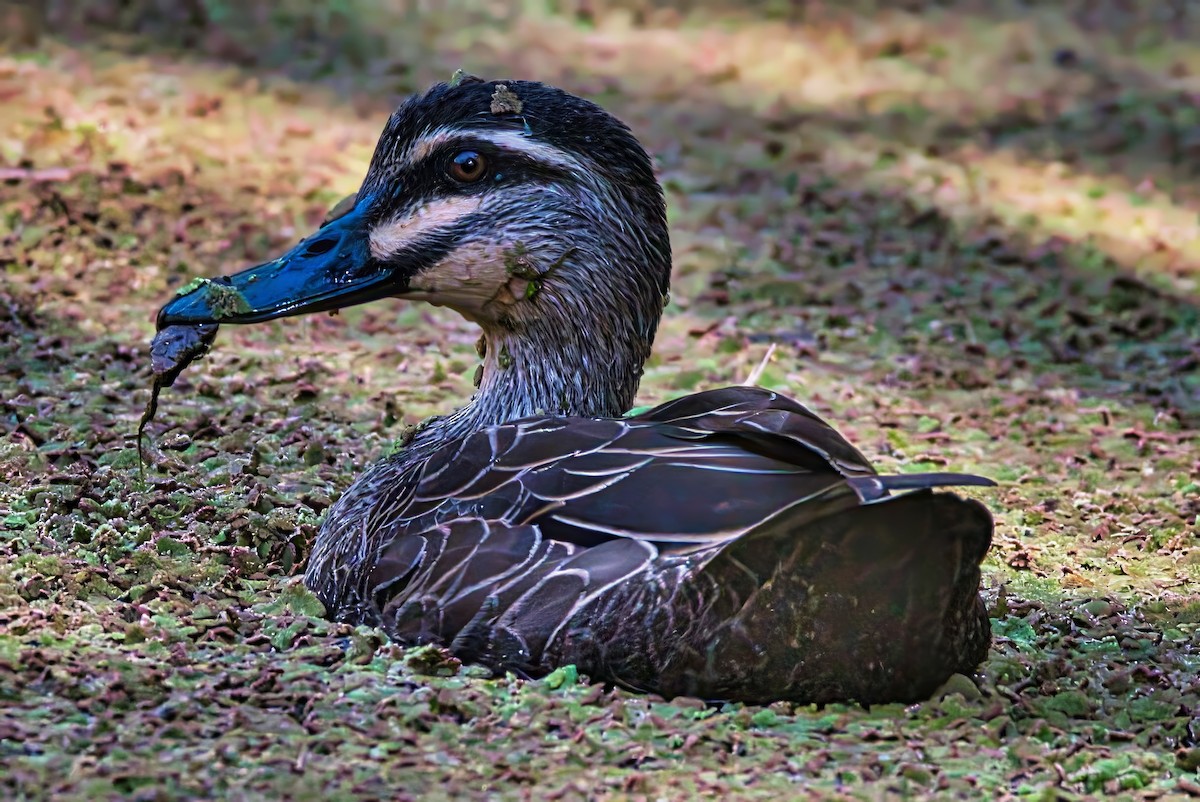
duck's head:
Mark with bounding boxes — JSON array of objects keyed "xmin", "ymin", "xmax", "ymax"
[{"xmin": 158, "ymin": 76, "xmax": 671, "ymax": 426}]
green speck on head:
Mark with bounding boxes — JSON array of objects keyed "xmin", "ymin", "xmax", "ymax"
[
  {"xmin": 524, "ymin": 279, "xmax": 542, "ymax": 300},
  {"xmin": 498, "ymin": 344, "xmax": 514, "ymax": 370},
  {"xmin": 449, "ymin": 68, "xmax": 482, "ymax": 88},
  {"xmin": 174, "ymin": 276, "xmax": 210, "ymax": 298}
]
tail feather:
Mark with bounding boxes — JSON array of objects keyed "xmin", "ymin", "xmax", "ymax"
[
  {"xmin": 846, "ymin": 471, "xmax": 995, "ymax": 502},
  {"xmin": 710, "ymin": 488, "xmax": 994, "ymax": 703},
  {"xmin": 876, "ymin": 472, "xmax": 996, "ymax": 490},
  {"xmin": 554, "ymin": 488, "xmax": 994, "ymax": 705}
]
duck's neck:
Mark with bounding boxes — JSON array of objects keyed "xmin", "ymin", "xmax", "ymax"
[{"xmin": 409, "ymin": 301, "xmax": 656, "ymax": 448}]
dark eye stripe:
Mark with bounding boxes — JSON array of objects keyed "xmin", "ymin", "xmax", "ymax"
[{"xmin": 362, "ymin": 129, "xmax": 589, "ymax": 220}]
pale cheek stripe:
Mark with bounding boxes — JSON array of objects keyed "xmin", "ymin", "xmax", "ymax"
[{"xmin": 368, "ymin": 195, "xmax": 485, "ymax": 260}]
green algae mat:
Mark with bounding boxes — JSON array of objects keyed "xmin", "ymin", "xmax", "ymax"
[{"xmin": 2, "ymin": 2, "xmax": 1198, "ymax": 799}]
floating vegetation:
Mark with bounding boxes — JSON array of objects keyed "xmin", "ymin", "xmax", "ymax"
[
  {"xmin": 3, "ymin": 1, "xmax": 1199, "ymax": 798},
  {"xmin": 205, "ymin": 279, "xmax": 253, "ymax": 320}
]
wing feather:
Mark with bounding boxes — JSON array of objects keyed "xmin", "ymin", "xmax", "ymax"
[{"xmin": 353, "ymin": 385, "xmax": 992, "ymax": 651}]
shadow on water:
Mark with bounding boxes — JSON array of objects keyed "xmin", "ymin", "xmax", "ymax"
[{"xmin": 13, "ymin": 0, "xmax": 1200, "ymax": 421}]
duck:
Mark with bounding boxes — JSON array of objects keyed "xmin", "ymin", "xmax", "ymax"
[{"xmin": 155, "ymin": 75, "xmax": 996, "ymax": 705}]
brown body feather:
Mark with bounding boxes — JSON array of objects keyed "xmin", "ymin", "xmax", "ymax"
[{"xmin": 310, "ymin": 386, "xmax": 993, "ymax": 704}]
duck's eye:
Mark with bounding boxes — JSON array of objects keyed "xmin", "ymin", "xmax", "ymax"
[{"xmin": 449, "ymin": 151, "xmax": 487, "ymax": 183}]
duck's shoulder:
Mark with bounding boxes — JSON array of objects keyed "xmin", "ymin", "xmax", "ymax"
[
  {"xmin": 374, "ymin": 386, "xmax": 875, "ymax": 549},
  {"xmin": 628, "ymin": 385, "xmax": 876, "ymax": 476},
  {"xmin": 419, "ymin": 386, "xmax": 875, "ymax": 478}
]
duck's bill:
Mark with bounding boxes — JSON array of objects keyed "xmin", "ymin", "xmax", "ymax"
[{"xmin": 156, "ymin": 204, "xmax": 408, "ymax": 328}]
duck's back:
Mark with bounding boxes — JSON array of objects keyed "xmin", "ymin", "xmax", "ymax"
[{"xmin": 305, "ymin": 386, "xmax": 993, "ymax": 703}]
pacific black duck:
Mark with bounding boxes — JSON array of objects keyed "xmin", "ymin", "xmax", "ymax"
[{"xmin": 155, "ymin": 76, "xmax": 995, "ymax": 705}]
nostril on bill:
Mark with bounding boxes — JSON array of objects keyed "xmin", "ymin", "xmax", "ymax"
[{"xmin": 304, "ymin": 237, "xmax": 337, "ymax": 258}]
